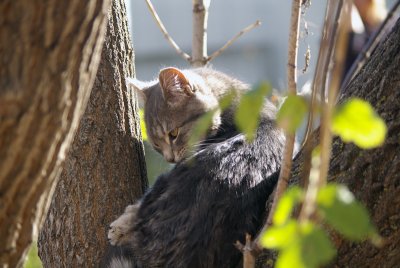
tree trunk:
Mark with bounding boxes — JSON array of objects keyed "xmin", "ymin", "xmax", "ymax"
[
  {"xmin": 328, "ymin": 18, "xmax": 400, "ymax": 268},
  {"xmin": 0, "ymin": 1, "xmax": 110, "ymax": 267},
  {"xmin": 38, "ymin": 0, "xmax": 147, "ymax": 266},
  {"xmin": 257, "ymin": 18, "xmax": 400, "ymax": 267}
]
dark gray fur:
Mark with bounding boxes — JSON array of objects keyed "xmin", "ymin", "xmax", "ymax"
[{"xmin": 105, "ymin": 68, "xmax": 285, "ymax": 268}]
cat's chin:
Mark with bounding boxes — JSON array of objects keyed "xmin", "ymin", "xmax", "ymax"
[
  {"xmin": 167, "ymin": 157, "xmax": 183, "ymax": 164},
  {"xmin": 165, "ymin": 153, "xmax": 189, "ymax": 164}
]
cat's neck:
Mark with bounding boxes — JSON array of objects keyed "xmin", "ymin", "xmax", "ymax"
[{"xmin": 190, "ymin": 68, "xmax": 249, "ymax": 100}]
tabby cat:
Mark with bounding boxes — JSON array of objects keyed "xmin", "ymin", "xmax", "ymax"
[{"xmin": 104, "ymin": 67, "xmax": 285, "ymax": 268}]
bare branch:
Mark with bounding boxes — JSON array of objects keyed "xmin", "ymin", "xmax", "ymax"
[
  {"xmin": 318, "ymin": 0, "xmax": 348, "ymax": 186},
  {"xmin": 301, "ymin": 0, "xmax": 342, "ymax": 148},
  {"xmin": 264, "ymin": 0, "xmax": 302, "ymax": 226},
  {"xmin": 144, "ymin": 0, "xmax": 191, "ymax": 62},
  {"xmin": 192, "ymin": 0, "xmax": 210, "ymax": 67},
  {"xmin": 243, "ymin": 234, "xmax": 256, "ymax": 268},
  {"xmin": 236, "ymin": 234, "xmax": 259, "ymax": 268},
  {"xmin": 207, "ymin": 20, "xmax": 261, "ymax": 63}
]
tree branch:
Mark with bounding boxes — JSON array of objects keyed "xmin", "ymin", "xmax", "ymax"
[
  {"xmin": 263, "ymin": 0, "xmax": 302, "ymax": 228},
  {"xmin": 299, "ymin": 1, "xmax": 346, "ymax": 222},
  {"xmin": 207, "ymin": 20, "xmax": 261, "ymax": 63},
  {"xmin": 144, "ymin": 0, "xmax": 191, "ymax": 62},
  {"xmin": 301, "ymin": 0, "xmax": 343, "ymax": 148},
  {"xmin": 192, "ymin": 0, "xmax": 210, "ymax": 67}
]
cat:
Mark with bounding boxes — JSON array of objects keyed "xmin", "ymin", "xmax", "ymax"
[{"xmin": 104, "ymin": 67, "xmax": 285, "ymax": 268}]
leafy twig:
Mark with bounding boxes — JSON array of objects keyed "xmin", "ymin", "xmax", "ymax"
[
  {"xmin": 248, "ymin": 0, "xmax": 303, "ymax": 262},
  {"xmin": 299, "ymin": 0, "xmax": 347, "ymax": 222},
  {"xmin": 144, "ymin": 0, "xmax": 191, "ymax": 62},
  {"xmin": 207, "ymin": 20, "xmax": 261, "ymax": 63},
  {"xmin": 264, "ymin": 0, "xmax": 302, "ymax": 227}
]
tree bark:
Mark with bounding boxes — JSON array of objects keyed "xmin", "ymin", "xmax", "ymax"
[
  {"xmin": 257, "ymin": 18, "xmax": 400, "ymax": 267},
  {"xmin": 38, "ymin": 0, "xmax": 147, "ymax": 266},
  {"xmin": 192, "ymin": 0, "xmax": 210, "ymax": 67},
  {"xmin": 328, "ymin": 18, "xmax": 400, "ymax": 268},
  {"xmin": 0, "ymin": 1, "xmax": 110, "ymax": 267}
]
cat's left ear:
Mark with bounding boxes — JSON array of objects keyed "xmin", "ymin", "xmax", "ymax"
[
  {"xmin": 159, "ymin": 67, "xmax": 194, "ymax": 106},
  {"xmin": 126, "ymin": 77, "xmax": 152, "ymax": 107}
]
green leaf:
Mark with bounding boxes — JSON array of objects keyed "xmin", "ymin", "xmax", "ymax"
[
  {"xmin": 300, "ymin": 222, "xmax": 336, "ymax": 268},
  {"xmin": 261, "ymin": 220, "xmax": 299, "ymax": 249},
  {"xmin": 332, "ymin": 98, "xmax": 387, "ymax": 149},
  {"xmin": 24, "ymin": 242, "xmax": 43, "ymax": 268},
  {"xmin": 277, "ymin": 95, "xmax": 308, "ymax": 134},
  {"xmin": 273, "ymin": 186, "xmax": 304, "ymax": 226},
  {"xmin": 219, "ymin": 91, "xmax": 237, "ymax": 111},
  {"xmin": 272, "ymin": 221, "xmax": 336, "ymax": 268},
  {"xmin": 317, "ymin": 184, "xmax": 376, "ymax": 240},
  {"xmin": 189, "ymin": 109, "xmax": 217, "ymax": 147},
  {"xmin": 234, "ymin": 82, "xmax": 271, "ymax": 141},
  {"xmin": 139, "ymin": 109, "xmax": 148, "ymax": 141},
  {"xmin": 275, "ymin": 241, "xmax": 305, "ymax": 268}
]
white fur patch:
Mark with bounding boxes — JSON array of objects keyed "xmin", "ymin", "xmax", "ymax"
[
  {"xmin": 108, "ymin": 203, "xmax": 140, "ymax": 246},
  {"xmin": 108, "ymin": 257, "xmax": 134, "ymax": 268}
]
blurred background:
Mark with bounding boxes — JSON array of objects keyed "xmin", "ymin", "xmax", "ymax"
[{"xmin": 125, "ymin": 0, "xmax": 394, "ymax": 183}]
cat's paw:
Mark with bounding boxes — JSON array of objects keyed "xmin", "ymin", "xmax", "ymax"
[{"xmin": 108, "ymin": 203, "xmax": 140, "ymax": 246}]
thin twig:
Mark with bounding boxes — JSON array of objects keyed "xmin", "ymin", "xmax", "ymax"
[
  {"xmin": 235, "ymin": 234, "xmax": 261, "ymax": 268},
  {"xmin": 341, "ymin": 0, "xmax": 400, "ymax": 89},
  {"xmin": 316, "ymin": 0, "xmax": 344, "ymax": 186},
  {"xmin": 144, "ymin": 0, "xmax": 191, "ymax": 62},
  {"xmin": 253, "ymin": 0, "xmax": 302, "ymax": 255},
  {"xmin": 318, "ymin": 0, "xmax": 350, "ymax": 188},
  {"xmin": 265, "ymin": 0, "xmax": 302, "ymax": 224},
  {"xmin": 301, "ymin": 0, "xmax": 341, "ymax": 149},
  {"xmin": 299, "ymin": 0, "xmax": 347, "ymax": 222},
  {"xmin": 207, "ymin": 20, "xmax": 262, "ymax": 63}
]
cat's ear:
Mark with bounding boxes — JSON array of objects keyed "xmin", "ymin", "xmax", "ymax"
[
  {"xmin": 126, "ymin": 77, "xmax": 152, "ymax": 107},
  {"xmin": 159, "ymin": 67, "xmax": 194, "ymax": 106}
]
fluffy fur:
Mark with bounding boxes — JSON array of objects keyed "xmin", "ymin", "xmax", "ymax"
[{"xmin": 105, "ymin": 67, "xmax": 285, "ymax": 268}]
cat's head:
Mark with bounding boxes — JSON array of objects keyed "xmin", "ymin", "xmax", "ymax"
[{"xmin": 127, "ymin": 67, "xmax": 220, "ymax": 163}]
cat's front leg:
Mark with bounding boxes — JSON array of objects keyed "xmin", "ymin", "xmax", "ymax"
[{"xmin": 108, "ymin": 201, "xmax": 141, "ymax": 246}]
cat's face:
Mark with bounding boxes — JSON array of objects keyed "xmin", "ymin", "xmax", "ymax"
[{"xmin": 127, "ymin": 67, "xmax": 220, "ymax": 163}]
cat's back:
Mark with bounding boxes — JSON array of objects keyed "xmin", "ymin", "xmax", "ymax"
[{"xmin": 132, "ymin": 114, "xmax": 284, "ymax": 267}]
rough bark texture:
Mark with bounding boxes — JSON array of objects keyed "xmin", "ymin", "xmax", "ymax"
[
  {"xmin": 0, "ymin": 1, "xmax": 110, "ymax": 267},
  {"xmin": 38, "ymin": 0, "xmax": 147, "ymax": 266},
  {"xmin": 328, "ymin": 18, "xmax": 400, "ymax": 268},
  {"xmin": 257, "ymin": 18, "xmax": 400, "ymax": 267}
]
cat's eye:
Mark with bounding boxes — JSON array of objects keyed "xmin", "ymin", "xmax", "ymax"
[
  {"xmin": 169, "ymin": 128, "xmax": 180, "ymax": 140},
  {"xmin": 153, "ymin": 142, "xmax": 160, "ymax": 149}
]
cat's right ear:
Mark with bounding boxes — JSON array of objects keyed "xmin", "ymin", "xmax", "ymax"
[
  {"xmin": 126, "ymin": 77, "xmax": 151, "ymax": 107},
  {"xmin": 158, "ymin": 67, "xmax": 194, "ymax": 107}
]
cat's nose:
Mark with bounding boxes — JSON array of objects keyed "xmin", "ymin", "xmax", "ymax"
[
  {"xmin": 163, "ymin": 152, "xmax": 175, "ymax": 163},
  {"xmin": 164, "ymin": 154, "xmax": 176, "ymax": 163}
]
